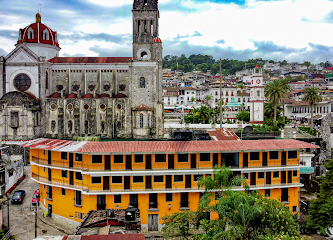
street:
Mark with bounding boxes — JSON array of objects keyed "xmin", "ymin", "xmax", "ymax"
[{"xmin": 2, "ymin": 166, "xmax": 66, "ymax": 240}]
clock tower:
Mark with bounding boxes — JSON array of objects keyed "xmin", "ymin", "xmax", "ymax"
[{"xmin": 250, "ymin": 64, "xmax": 265, "ymax": 124}]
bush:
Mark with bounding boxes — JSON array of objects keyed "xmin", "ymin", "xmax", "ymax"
[{"xmin": 299, "ymin": 127, "xmax": 317, "ymax": 136}]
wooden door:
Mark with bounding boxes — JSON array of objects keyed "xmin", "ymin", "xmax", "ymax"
[
  {"xmin": 69, "ymin": 153, "xmax": 73, "ymax": 168},
  {"xmin": 48, "ymin": 151, "xmax": 51, "ymax": 165},
  {"xmin": 191, "ymin": 154, "xmax": 197, "ymax": 169},
  {"xmin": 281, "ymin": 188, "xmax": 288, "ymax": 202},
  {"xmin": 166, "ymin": 175, "xmax": 172, "ymax": 189},
  {"xmin": 146, "ymin": 176, "xmax": 152, "ymax": 189},
  {"xmin": 105, "ymin": 155, "xmax": 111, "ymax": 170},
  {"xmin": 266, "ymin": 172, "xmax": 271, "ymax": 185},
  {"xmin": 70, "ymin": 171, "xmax": 74, "ymax": 185},
  {"xmin": 288, "ymin": 171, "xmax": 292, "ymax": 183},
  {"xmin": 48, "ymin": 168, "xmax": 52, "ymax": 181},
  {"xmin": 213, "ymin": 153, "xmax": 219, "ymax": 167},
  {"xmin": 185, "ymin": 175, "xmax": 191, "ymax": 188},
  {"xmin": 103, "ymin": 176, "xmax": 109, "ymax": 190},
  {"xmin": 97, "ymin": 195, "xmax": 106, "ymax": 210},
  {"xmin": 281, "ymin": 171, "xmax": 286, "ymax": 184},
  {"xmin": 146, "ymin": 155, "xmax": 152, "ymax": 169},
  {"xmin": 282, "ymin": 152, "xmax": 286, "ymax": 166},
  {"xmin": 243, "ymin": 153, "xmax": 248, "ymax": 167},
  {"xmin": 263, "ymin": 152, "xmax": 267, "ymax": 167},
  {"xmin": 168, "ymin": 154, "xmax": 174, "ymax": 169},
  {"xmin": 148, "ymin": 214, "xmax": 159, "ymax": 231},
  {"xmin": 126, "ymin": 155, "xmax": 132, "ymax": 170},
  {"xmin": 124, "ymin": 176, "xmax": 130, "ymax": 190},
  {"xmin": 250, "ymin": 172, "xmax": 256, "ymax": 185}
]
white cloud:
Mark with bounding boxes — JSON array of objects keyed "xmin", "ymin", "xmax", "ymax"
[{"xmin": 86, "ymin": 0, "xmax": 132, "ymax": 7}]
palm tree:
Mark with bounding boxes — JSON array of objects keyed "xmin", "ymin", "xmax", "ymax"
[
  {"xmin": 280, "ymin": 78, "xmax": 292, "ymax": 123},
  {"xmin": 265, "ymin": 79, "xmax": 288, "ymax": 126},
  {"xmin": 302, "ymin": 87, "xmax": 322, "ymax": 130},
  {"xmin": 205, "ymin": 95, "xmax": 212, "ymax": 108},
  {"xmin": 195, "ymin": 106, "xmax": 210, "ymax": 124}
]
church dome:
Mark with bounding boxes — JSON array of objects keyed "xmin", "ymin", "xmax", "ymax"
[
  {"xmin": 153, "ymin": 37, "xmax": 162, "ymax": 43},
  {"xmin": 17, "ymin": 13, "xmax": 60, "ymax": 48}
]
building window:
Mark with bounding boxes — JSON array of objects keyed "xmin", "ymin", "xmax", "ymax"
[
  {"xmin": 178, "ymin": 154, "xmax": 188, "ymax": 162},
  {"xmin": 288, "ymin": 151, "xmax": 298, "ymax": 159},
  {"xmin": 273, "ymin": 171, "xmax": 279, "ymax": 178},
  {"xmin": 154, "ymin": 176, "xmax": 164, "ymax": 182},
  {"xmin": 47, "ymin": 186, "xmax": 52, "ymax": 200},
  {"xmin": 134, "ymin": 112, "xmax": 136, "ymax": 128},
  {"xmin": 75, "ymin": 191, "xmax": 81, "ymax": 206},
  {"xmin": 28, "ymin": 28, "xmax": 34, "ymax": 39},
  {"xmin": 292, "ymin": 206, "xmax": 297, "ymax": 212},
  {"xmin": 200, "ymin": 153, "xmax": 210, "ymax": 162},
  {"xmin": 265, "ymin": 189, "xmax": 270, "ymax": 197},
  {"xmin": 92, "ymin": 155, "xmax": 102, "ymax": 164},
  {"xmin": 258, "ymin": 172, "xmax": 264, "ymax": 179},
  {"xmin": 166, "ymin": 193, "xmax": 172, "ymax": 202},
  {"xmin": 139, "ymin": 77, "xmax": 145, "ymax": 88},
  {"xmin": 75, "ymin": 154, "xmax": 82, "ymax": 162},
  {"xmin": 250, "ymin": 152, "xmax": 260, "ymax": 160},
  {"xmin": 43, "ymin": 29, "xmax": 49, "ymax": 40},
  {"xmin": 174, "ymin": 175, "xmax": 183, "ymax": 182},
  {"xmin": 269, "ymin": 151, "xmax": 279, "ymax": 160},
  {"xmin": 140, "ymin": 114, "xmax": 143, "ymax": 128},
  {"xmin": 243, "ymin": 173, "xmax": 249, "ymax": 179},
  {"xmin": 114, "ymin": 155, "xmax": 123, "ymax": 163},
  {"xmin": 155, "ymin": 154, "xmax": 166, "ymax": 162},
  {"xmin": 92, "ymin": 177, "xmax": 101, "ymax": 184},
  {"xmin": 114, "ymin": 195, "xmax": 121, "ymax": 203},
  {"xmin": 61, "ymin": 170, "xmax": 67, "ymax": 178},
  {"xmin": 75, "ymin": 172, "xmax": 82, "ymax": 180},
  {"xmin": 293, "ymin": 170, "xmax": 298, "ymax": 177},
  {"xmin": 61, "ymin": 188, "xmax": 66, "ymax": 196},
  {"xmin": 135, "ymin": 155, "xmax": 143, "ymax": 163},
  {"xmin": 133, "ymin": 176, "xmax": 144, "ymax": 183},
  {"xmin": 147, "ymin": 113, "xmax": 150, "ymax": 128},
  {"xmin": 61, "ymin": 152, "xmax": 67, "ymax": 160},
  {"xmin": 112, "ymin": 176, "xmax": 122, "ymax": 184},
  {"xmin": 43, "ymin": 167, "xmax": 45, "ymax": 172},
  {"xmin": 193, "ymin": 174, "xmax": 203, "ymax": 182}
]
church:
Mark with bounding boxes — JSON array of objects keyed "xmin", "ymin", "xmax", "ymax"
[{"xmin": 0, "ymin": 0, "xmax": 164, "ymax": 140}]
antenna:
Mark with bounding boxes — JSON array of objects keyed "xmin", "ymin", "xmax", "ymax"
[{"xmin": 39, "ymin": 3, "xmax": 41, "ymax": 15}]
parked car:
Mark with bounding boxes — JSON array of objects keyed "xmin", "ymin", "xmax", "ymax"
[
  {"xmin": 31, "ymin": 190, "xmax": 40, "ymax": 205},
  {"xmin": 11, "ymin": 190, "xmax": 25, "ymax": 204}
]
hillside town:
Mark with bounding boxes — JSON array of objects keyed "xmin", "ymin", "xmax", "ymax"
[{"xmin": 0, "ymin": 0, "xmax": 333, "ymax": 240}]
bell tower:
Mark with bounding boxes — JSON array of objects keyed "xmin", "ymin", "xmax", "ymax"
[
  {"xmin": 250, "ymin": 64, "xmax": 265, "ymax": 124},
  {"xmin": 130, "ymin": 0, "xmax": 163, "ymax": 138}
]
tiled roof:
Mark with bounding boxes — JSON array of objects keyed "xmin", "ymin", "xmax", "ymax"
[
  {"xmin": 17, "ymin": 138, "xmax": 319, "ymax": 153},
  {"xmin": 208, "ymin": 128, "xmax": 239, "ymax": 141},
  {"xmin": 48, "ymin": 57, "xmax": 132, "ymax": 64},
  {"xmin": 135, "ymin": 104, "xmax": 150, "ymax": 111}
]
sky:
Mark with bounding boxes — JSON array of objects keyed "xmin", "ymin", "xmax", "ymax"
[{"xmin": 1, "ymin": 0, "xmax": 333, "ymax": 63}]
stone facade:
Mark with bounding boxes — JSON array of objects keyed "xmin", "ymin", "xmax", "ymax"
[{"xmin": 0, "ymin": 0, "xmax": 164, "ymax": 140}]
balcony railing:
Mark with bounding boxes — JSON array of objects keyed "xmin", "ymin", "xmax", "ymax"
[{"xmin": 31, "ymin": 156, "xmax": 89, "ymax": 170}]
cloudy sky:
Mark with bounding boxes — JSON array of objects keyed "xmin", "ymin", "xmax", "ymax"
[{"xmin": 1, "ymin": 0, "xmax": 333, "ymax": 63}]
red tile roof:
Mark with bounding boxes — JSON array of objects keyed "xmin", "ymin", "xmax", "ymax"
[
  {"xmin": 18, "ymin": 138, "xmax": 319, "ymax": 153},
  {"xmin": 48, "ymin": 57, "xmax": 132, "ymax": 64},
  {"xmin": 208, "ymin": 128, "xmax": 239, "ymax": 141}
]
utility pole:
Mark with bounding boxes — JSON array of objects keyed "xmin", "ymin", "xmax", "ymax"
[{"xmin": 219, "ymin": 58, "xmax": 223, "ymax": 129}]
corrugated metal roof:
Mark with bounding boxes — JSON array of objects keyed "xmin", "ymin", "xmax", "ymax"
[
  {"xmin": 18, "ymin": 138, "xmax": 319, "ymax": 153},
  {"xmin": 208, "ymin": 128, "xmax": 239, "ymax": 141}
]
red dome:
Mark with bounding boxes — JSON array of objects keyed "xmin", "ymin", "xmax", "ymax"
[
  {"xmin": 17, "ymin": 13, "xmax": 60, "ymax": 48},
  {"xmin": 115, "ymin": 93, "xmax": 127, "ymax": 98},
  {"xmin": 255, "ymin": 64, "xmax": 260, "ymax": 69},
  {"xmin": 153, "ymin": 37, "xmax": 162, "ymax": 43},
  {"xmin": 83, "ymin": 94, "xmax": 94, "ymax": 99},
  {"xmin": 99, "ymin": 93, "xmax": 110, "ymax": 98},
  {"xmin": 67, "ymin": 93, "xmax": 77, "ymax": 99}
]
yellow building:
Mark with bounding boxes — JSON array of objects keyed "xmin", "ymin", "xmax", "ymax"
[{"xmin": 22, "ymin": 138, "xmax": 317, "ymax": 232}]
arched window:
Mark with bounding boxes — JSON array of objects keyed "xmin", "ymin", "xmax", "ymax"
[
  {"xmin": 134, "ymin": 112, "xmax": 136, "ymax": 128},
  {"xmin": 140, "ymin": 77, "xmax": 145, "ymax": 88},
  {"xmin": 28, "ymin": 28, "xmax": 34, "ymax": 39},
  {"xmin": 140, "ymin": 114, "xmax": 143, "ymax": 128},
  {"xmin": 84, "ymin": 121, "xmax": 89, "ymax": 134},
  {"xmin": 68, "ymin": 121, "xmax": 73, "ymax": 134},
  {"xmin": 43, "ymin": 29, "xmax": 49, "ymax": 40},
  {"xmin": 51, "ymin": 121, "xmax": 56, "ymax": 132},
  {"xmin": 257, "ymin": 90, "xmax": 260, "ymax": 97},
  {"xmin": 147, "ymin": 113, "xmax": 150, "ymax": 128}
]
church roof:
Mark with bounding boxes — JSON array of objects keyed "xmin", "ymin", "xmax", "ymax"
[
  {"xmin": 135, "ymin": 104, "xmax": 150, "ymax": 110},
  {"xmin": 153, "ymin": 37, "xmax": 162, "ymax": 43},
  {"xmin": 48, "ymin": 57, "xmax": 132, "ymax": 64}
]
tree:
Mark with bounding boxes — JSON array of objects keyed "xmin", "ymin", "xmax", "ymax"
[
  {"xmin": 205, "ymin": 95, "xmax": 212, "ymax": 108},
  {"xmin": 265, "ymin": 79, "xmax": 288, "ymax": 126},
  {"xmin": 162, "ymin": 210, "xmax": 196, "ymax": 240},
  {"xmin": 308, "ymin": 159, "xmax": 333, "ymax": 235},
  {"xmin": 302, "ymin": 61, "xmax": 311, "ymax": 71},
  {"xmin": 302, "ymin": 87, "xmax": 322, "ymax": 130},
  {"xmin": 236, "ymin": 111, "xmax": 250, "ymax": 122},
  {"xmin": 195, "ymin": 106, "xmax": 210, "ymax": 123},
  {"xmin": 280, "ymin": 77, "xmax": 292, "ymax": 123}
]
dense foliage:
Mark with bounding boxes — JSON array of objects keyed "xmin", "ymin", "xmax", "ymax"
[
  {"xmin": 162, "ymin": 55, "xmax": 286, "ymax": 75},
  {"xmin": 298, "ymin": 127, "xmax": 317, "ymax": 136},
  {"xmin": 308, "ymin": 159, "xmax": 333, "ymax": 235},
  {"xmin": 162, "ymin": 167, "xmax": 307, "ymax": 240}
]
